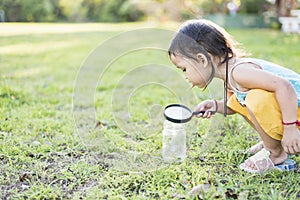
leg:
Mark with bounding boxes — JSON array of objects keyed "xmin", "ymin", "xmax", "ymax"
[
  {"xmin": 227, "ymin": 91, "xmax": 266, "ymax": 154},
  {"xmin": 244, "ymin": 107, "xmax": 287, "ymax": 170},
  {"xmin": 243, "ymin": 116, "xmax": 264, "ymax": 154},
  {"xmin": 247, "ymin": 141, "xmax": 264, "ymax": 154},
  {"xmin": 227, "ymin": 89, "xmax": 290, "ymax": 170}
]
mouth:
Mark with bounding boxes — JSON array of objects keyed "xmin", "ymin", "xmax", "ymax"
[
  {"xmin": 185, "ymin": 77, "xmax": 196, "ymax": 89},
  {"xmin": 189, "ymin": 82, "xmax": 196, "ymax": 89}
]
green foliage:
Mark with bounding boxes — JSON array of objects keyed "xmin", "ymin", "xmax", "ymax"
[
  {"xmin": 59, "ymin": 0, "xmax": 86, "ymax": 21},
  {"xmin": 0, "ymin": 0, "xmax": 55, "ymax": 22},
  {"xmin": 83, "ymin": 0, "xmax": 144, "ymax": 22},
  {"xmin": 239, "ymin": 0, "xmax": 272, "ymax": 14},
  {"xmin": 199, "ymin": 0, "xmax": 228, "ymax": 15},
  {"xmin": 0, "ymin": 0, "xmax": 144, "ymax": 22},
  {"xmin": 199, "ymin": 0, "xmax": 272, "ymax": 15},
  {"xmin": 0, "ymin": 0, "xmax": 276, "ymax": 22},
  {"xmin": 0, "ymin": 23, "xmax": 300, "ymax": 199}
]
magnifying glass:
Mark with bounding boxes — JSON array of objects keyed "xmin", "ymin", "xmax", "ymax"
[{"xmin": 163, "ymin": 104, "xmax": 216, "ymax": 123}]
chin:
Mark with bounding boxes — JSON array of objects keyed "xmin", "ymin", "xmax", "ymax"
[
  {"xmin": 196, "ymin": 83, "xmax": 205, "ymax": 88},
  {"xmin": 189, "ymin": 81, "xmax": 204, "ymax": 88},
  {"xmin": 190, "ymin": 84, "xmax": 201, "ymax": 89}
]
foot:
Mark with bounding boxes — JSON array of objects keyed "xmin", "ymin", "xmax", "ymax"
[
  {"xmin": 244, "ymin": 148, "xmax": 288, "ymax": 171},
  {"xmin": 246, "ymin": 141, "xmax": 264, "ymax": 154}
]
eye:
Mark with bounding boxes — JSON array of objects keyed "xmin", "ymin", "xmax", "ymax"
[{"xmin": 182, "ymin": 68, "xmax": 186, "ymax": 72}]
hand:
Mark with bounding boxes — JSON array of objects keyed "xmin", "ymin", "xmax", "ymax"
[
  {"xmin": 281, "ymin": 126, "xmax": 300, "ymax": 154},
  {"xmin": 194, "ymin": 100, "xmax": 216, "ymax": 118}
]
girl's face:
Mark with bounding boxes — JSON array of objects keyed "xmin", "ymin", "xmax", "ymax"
[{"xmin": 170, "ymin": 53, "xmax": 212, "ymax": 88}]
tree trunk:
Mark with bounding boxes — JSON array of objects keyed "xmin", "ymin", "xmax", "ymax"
[{"xmin": 275, "ymin": 0, "xmax": 297, "ymax": 18}]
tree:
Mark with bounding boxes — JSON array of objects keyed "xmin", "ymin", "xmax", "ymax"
[
  {"xmin": 59, "ymin": 0, "xmax": 86, "ymax": 21},
  {"xmin": 131, "ymin": 0, "xmax": 196, "ymax": 21},
  {"xmin": 0, "ymin": 0, "xmax": 55, "ymax": 22},
  {"xmin": 275, "ymin": 0, "xmax": 298, "ymax": 17},
  {"xmin": 81, "ymin": 0, "xmax": 144, "ymax": 22}
]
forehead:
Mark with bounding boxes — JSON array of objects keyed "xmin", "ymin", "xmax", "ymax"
[
  {"xmin": 170, "ymin": 54, "xmax": 182, "ymax": 67},
  {"xmin": 170, "ymin": 54, "xmax": 192, "ymax": 66}
]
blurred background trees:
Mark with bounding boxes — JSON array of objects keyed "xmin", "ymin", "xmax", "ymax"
[
  {"xmin": 0, "ymin": 0, "xmax": 299, "ymax": 23},
  {"xmin": 0, "ymin": 0, "xmax": 144, "ymax": 22}
]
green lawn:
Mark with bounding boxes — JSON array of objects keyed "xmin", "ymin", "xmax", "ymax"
[{"xmin": 1, "ymin": 23, "xmax": 300, "ymax": 199}]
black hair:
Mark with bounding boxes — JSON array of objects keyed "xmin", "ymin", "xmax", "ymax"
[
  {"xmin": 168, "ymin": 19, "xmax": 245, "ymax": 65},
  {"xmin": 168, "ymin": 19, "xmax": 247, "ymax": 116}
]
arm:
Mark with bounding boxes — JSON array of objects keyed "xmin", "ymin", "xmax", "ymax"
[
  {"xmin": 232, "ymin": 63, "xmax": 300, "ymax": 154},
  {"xmin": 217, "ymin": 91, "xmax": 236, "ymax": 115},
  {"xmin": 194, "ymin": 92, "xmax": 236, "ymax": 118}
]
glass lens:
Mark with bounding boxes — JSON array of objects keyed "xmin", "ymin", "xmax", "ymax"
[{"xmin": 164, "ymin": 105, "xmax": 192, "ymax": 121}]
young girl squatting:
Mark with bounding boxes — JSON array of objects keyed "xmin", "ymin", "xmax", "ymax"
[{"xmin": 168, "ymin": 19, "xmax": 300, "ymax": 173}]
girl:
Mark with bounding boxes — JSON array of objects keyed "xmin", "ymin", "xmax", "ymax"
[{"xmin": 168, "ymin": 19, "xmax": 300, "ymax": 173}]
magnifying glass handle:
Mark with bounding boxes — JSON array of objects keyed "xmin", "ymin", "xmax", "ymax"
[{"xmin": 193, "ymin": 110, "xmax": 216, "ymax": 115}]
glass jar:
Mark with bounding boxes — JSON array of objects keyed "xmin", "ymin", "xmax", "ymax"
[{"xmin": 162, "ymin": 120, "xmax": 186, "ymax": 162}]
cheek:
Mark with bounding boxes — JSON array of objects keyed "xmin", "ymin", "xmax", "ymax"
[
  {"xmin": 186, "ymin": 73, "xmax": 199, "ymax": 85},
  {"xmin": 189, "ymin": 70, "xmax": 208, "ymax": 86},
  {"xmin": 189, "ymin": 68, "xmax": 201, "ymax": 79}
]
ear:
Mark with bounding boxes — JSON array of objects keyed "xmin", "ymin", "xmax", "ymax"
[{"xmin": 196, "ymin": 53, "xmax": 209, "ymax": 68}]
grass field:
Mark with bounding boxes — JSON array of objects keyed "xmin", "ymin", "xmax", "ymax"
[{"xmin": 1, "ymin": 22, "xmax": 300, "ymax": 199}]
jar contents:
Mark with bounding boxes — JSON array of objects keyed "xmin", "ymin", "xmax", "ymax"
[{"xmin": 162, "ymin": 120, "xmax": 186, "ymax": 162}]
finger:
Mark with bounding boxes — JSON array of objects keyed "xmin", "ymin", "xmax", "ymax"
[
  {"xmin": 202, "ymin": 111, "xmax": 208, "ymax": 118},
  {"xmin": 288, "ymin": 146, "xmax": 295, "ymax": 154},
  {"xmin": 194, "ymin": 108, "xmax": 204, "ymax": 117},
  {"xmin": 296, "ymin": 143, "xmax": 300, "ymax": 153},
  {"xmin": 207, "ymin": 111, "xmax": 212, "ymax": 118},
  {"xmin": 282, "ymin": 143, "xmax": 289, "ymax": 154},
  {"xmin": 207, "ymin": 110, "xmax": 212, "ymax": 118},
  {"xmin": 195, "ymin": 113, "xmax": 203, "ymax": 118},
  {"xmin": 291, "ymin": 142, "xmax": 297, "ymax": 154},
  {"xmin": 291, "ymin": 144, "xmax": 298, "ymax": 154},
  {"xmin": 201, "ymin": 111, "xmax": 208, "ymax": 118},
  {"xmin": 196, "ymin": 110, "xmax": 207, "ymax": 118},
  {"xmin": 203, "ymin": 111, "xmax": 211, "ymax": 118}
]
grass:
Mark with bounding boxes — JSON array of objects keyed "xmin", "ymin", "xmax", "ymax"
[{"xmin": 0, "ymin": 22, "xmax": 300, "ymax": 199}]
